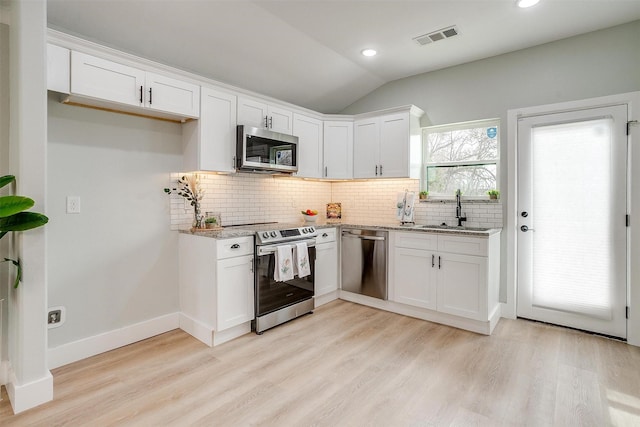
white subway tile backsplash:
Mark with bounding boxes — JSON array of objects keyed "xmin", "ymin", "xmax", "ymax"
[{"xmin": 167, "ymin": 174, "xmax": 503, "ymax": 230}]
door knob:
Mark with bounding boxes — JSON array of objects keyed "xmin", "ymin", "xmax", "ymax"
[
  {"xmin": 521, "ymin": 211, "xmax": 528, "ymax": 217},
  {"xmin": 520, "ymin": 225, "xmax": 535, "ymax": 232}
]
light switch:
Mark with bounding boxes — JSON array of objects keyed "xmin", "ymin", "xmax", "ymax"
[{"xmin": 66, "ymin": 196, "xmax": 81, "ymax": 214}]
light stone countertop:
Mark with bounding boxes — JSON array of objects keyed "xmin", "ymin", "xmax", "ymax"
[{"xmin": 179, "ymin": 221, "xmax": 500, "ymax": 239}]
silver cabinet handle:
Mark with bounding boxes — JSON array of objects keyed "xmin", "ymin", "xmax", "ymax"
[
  {"xmin": 432, "ymin": 254, "xmax": 435, "ymax": 268},
  {"xmin": 269, "ymin": 116, "xmax": 273, "ymax": 129},
  {"xmin": 322, "ymin": 233, "xmax": 328, "ymax": 238},
  {"xmin": 325, "ymin": 166, "xmax": 328, "ymax": 177},
  {"xmin": 375, "ymin": 165, "xmax": 378, "ymax": 176},
  {"xmin": 249, "ymin": 258, "xmax": 253, "ymax": 273},
  {"xmin": 438, "ymin": 256, "xmax": 441, "ymax": 269},
  {"xmin": 148, "ymin": 87, "xmax": 153, "ymax": 104},
  {"xmin": 230, "ymin": 243, "xmax": 240, "ymax": 249},
  {"xmin": 232, "ymin": 156, "xmax": 236, "ymax": 169},
  {"xmin": 139, "ymin": 85, "xmax": 143, "ymax": 104},
  {"xmin": 379, "ymin": 164, "xmax": 383, "ymax": 175}
]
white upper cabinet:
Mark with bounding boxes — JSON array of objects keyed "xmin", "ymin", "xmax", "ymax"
[
  {"xmin": 70, "ymin": 51, "xmax": 200, "ymax": 119},
  {"xmin": 353, "ymin": 107, "xmax": 423, "ymax": 179},
  {"xmin": 293, "ymin": 113, "xmax": 323, "ymax": 178},
  {"xmin": 237, "ymin": 96, "xmax": 293, "ymax": 135},
  {"xmin": 47, "ymin": 44, "xmax": 70, "ymax": 94},
  {"xmin": 71, "ymin": 51, "xmax": 145, "ymax": 107},
  {"xmin": 353, "ymin": 118, "xmax": 380, "ymax": 178},
  {"xmin": 144, "ymin": 73, "xmax": 201, "ymax": 118},
  {"xmin": 183, "ymin": 87, "xmax": 237, "ymax": 173},
  {"xmin": 323, "ymin": 121, "xmax": 353, "ymax": 179}
]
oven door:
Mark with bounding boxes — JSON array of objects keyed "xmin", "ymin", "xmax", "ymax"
[{"xmin": 255, "ymin": 241, "xmax": 316, "ymax": 317}]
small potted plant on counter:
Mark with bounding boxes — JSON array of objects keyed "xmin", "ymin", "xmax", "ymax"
[
  {"xmin": 419, "ymin": 191, "xmax": 428, "ymax": 200},
  {"xmin": 487, "ymin": 189, "xmax": 500, "ymax": 200}
]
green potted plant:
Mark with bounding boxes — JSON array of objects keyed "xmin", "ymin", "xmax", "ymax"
[
  {"xmin": 487, "ymin": 189, "xmax": 500, "ymax": 200},
  {"xmin": 419, "ymin": 191, "xmax": 428, "ymax": 200},
  {"xmin": 0, "ymin": 175, "xmax": 49, "ymax": 288},
  {"xmin": 204, "ymin": 216, "xmax": 218, "ymax": 229}
]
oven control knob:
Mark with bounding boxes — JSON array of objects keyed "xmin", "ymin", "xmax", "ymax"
[
  {"xmin": 262, "ymin": 232, "xmax": 269, "ymax": 239},
  {"xmin": 301, "ymin": 228, "xmax": 307, "ymax": 234},
  {"xmin": 309, "ymin": 227, "xmax": 314, "ymax": 233},
  {"xmin": 270, "ymin": 231, "xmax": 277, "ymax": 238}
]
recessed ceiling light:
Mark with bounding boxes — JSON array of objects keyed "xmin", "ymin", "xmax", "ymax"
[
  {"xmin": 517, "ymin": 0, "xmax": 540, "ymax": 8},
  {"xmin": 361, "ymin": 49, "xmax": 377, "ymax": 57}
]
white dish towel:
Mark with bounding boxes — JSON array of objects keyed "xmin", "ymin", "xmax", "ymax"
[
  {"xmin": 274, "ymin": 244, "xmax": 294, "ymax": 282},
  {"xmin": 294, "ymin": 241, "xmax": 311, "ymax": 279}
]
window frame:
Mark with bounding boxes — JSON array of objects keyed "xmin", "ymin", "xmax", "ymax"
[{"xmin": 421, "ymin": 118, "xmax": 501, "ymax": 199}]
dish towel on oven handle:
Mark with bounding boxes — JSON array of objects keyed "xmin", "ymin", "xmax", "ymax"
[
  {"xmin": 293, "ymin": 241, "xmax": 311, "ymax": 279},
  {"xmin": 274, "ymin": 244, "xmax": 294, "ymax": 282}
]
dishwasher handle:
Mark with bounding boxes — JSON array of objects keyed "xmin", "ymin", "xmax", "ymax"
[{"xmin": 341, "ymin": 232, "xmax": 386, "ymax": 241}]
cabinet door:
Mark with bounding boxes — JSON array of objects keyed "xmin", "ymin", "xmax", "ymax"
[
  {"xmin": 379, "ymin": 113, "xmax": 409, "ymax": 178},
  {"xmin": 437, "ymin": 253, "xmax": 487, "ymax": 321},
  {"xmin": 237, "ymin": 97, "xmax": 268, "ymax": 129},
  {"xmin": 315, "ymin": 241, "xmax": 338, "ymax": 296},
  {"xmin": 47, "ymin": 44, "xmax": 70, "ymax": 93},
  {"xmin": 71, "ymin": 51, "xmax": 144, "ymax": 107},
  {"xmin": 293, "ymin": 113, "xmax": 323, "ymax": 178},
  {"xmin": 145, "ymin": 73, "xmax": 200, "ymax": 118},
  {"xmin": 216, "ymin": 254, "xmax": 254, "ymax": 331},
  {"xmin": 323, "ymin": 121, "xmax": 353, "ymax": 179},
  {"xmin": 393, "ymin": 248, "xmax": 437, "ymax": 310},
  {"xmin": 268, "ymin": 106, "xmax": 294, "ymax": 135},
  {"xmin": 198, "ymin": 87, "xmax": 237, "ymax": 172},
  {"xmin": 353, "ymin": 118, "xmax": 380, "ymax": 178}
]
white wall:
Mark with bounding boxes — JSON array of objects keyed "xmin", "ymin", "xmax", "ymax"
[
  {"xmin": 47, "ymin": 98, "xmax": 183, "ymax": 348},
  {"xmin": 341, "ymin": 20, "xmax": 640, "ymax": 302}
]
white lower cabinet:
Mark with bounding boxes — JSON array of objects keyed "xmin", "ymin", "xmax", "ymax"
[
  {"xmin": 391, "ymin": 231, "xmax": 499, "ymax": 325},
  {"xmin": 393, "ymin": 247, "xmax": 437, "ymax": 310},
  {"xmin": 437, "ymin": 252, "xmax": 487, "ymax": 321},
  {"xmin": 216, "ymin": 254, "xmax": 255, "ymax": 331},
  {"xmin": 315, "ymin": 228, "xmax": 338, "ymax": 297},
  {"xmin": 179, "ymin": 234, "xmax": 254, "ymax": 346}
]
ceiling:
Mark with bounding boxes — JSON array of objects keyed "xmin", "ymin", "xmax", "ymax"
[{"xmin": 47, "ymin": 1, "xmax": 640, "ymax": 114}]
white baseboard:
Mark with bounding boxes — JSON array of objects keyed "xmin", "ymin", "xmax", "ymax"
[
  {"xmin": 339, "ymin": 291, "xmax": 494, "ymax": 335},
  {"xmin": 48, "ymin": 312, "xmax": 180, "ymax": 370},
  {"xmin": 315, "ymin": 291, "xmax": 339, "ymax": 308},
  {"xmin": 212, "ymin": 322, "xmax": 251, "ymax": 346},
  {"xmin": 179, "ymin": 313, "xmax": 214, "ymax": 347},
  {"xmin": 5, "ymin": 369, "xmax": 53, "ymax": 414},
  {"xmin": 178, "ymin": 313, "xmax": 251, "ymax": 347}
]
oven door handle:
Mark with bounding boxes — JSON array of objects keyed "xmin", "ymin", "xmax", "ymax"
[{"xmin": 257, "ymin": 239, "xmax": 317, "ymax": 256}]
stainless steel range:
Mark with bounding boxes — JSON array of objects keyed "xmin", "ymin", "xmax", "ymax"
[{"xmin": 253, "ymin": 225, "xmax": 318, "ymax": 334}]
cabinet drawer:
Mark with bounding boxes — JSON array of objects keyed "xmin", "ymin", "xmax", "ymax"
[
  {"xmin": 395, "ymin": 232, "xmax": 437, "ymax": 251},
  {"xmin": 437, "ymin": 235, "xmax": 487, "ymax": 256},
  {"xmin": 216, "ymin": 236, "xmax": 254, "ymax": 259},
  {"xmin": 316, "ymin": 228, "xmax": 337, "ymax": 244}
]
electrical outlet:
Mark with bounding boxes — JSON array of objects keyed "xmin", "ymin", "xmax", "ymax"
[
  {"xmin": 66, "ymin": 196, "xmax": 81, "ymax": 214},
  {"xmin": 47, "ymin": 306, "xmax": 65, "ymax": 329}
]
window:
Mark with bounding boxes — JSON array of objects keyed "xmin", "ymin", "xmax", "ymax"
[{"xmin": 422, "ymin": 119, "xmax": 500, "ymax": 197}]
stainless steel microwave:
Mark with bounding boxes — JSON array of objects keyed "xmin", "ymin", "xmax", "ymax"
[{"xmin": 236, "ymin": 125, "xmax": 298, "ymax": 173}]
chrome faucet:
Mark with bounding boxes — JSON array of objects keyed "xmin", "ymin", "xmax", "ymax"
[{"xmin": 455, "ymin": 189, "xmax": 467, "ymax": 227}]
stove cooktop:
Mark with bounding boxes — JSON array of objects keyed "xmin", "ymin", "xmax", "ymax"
[{"xmin": 255, "ymin": 225, "xmax": 317, "ymax": 245}]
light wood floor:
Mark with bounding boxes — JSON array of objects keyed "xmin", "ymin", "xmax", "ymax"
[{"xmin": 2, "ymin": 300, "xmax": 640, "ymax": 426}]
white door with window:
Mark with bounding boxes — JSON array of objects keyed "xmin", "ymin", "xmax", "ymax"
[{"xmin": 517, "ymin": 104, "xmax": 628, "ymax": 338}]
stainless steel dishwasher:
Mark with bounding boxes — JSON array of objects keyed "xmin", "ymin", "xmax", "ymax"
[{"xmin": 341, "ymin": 229, "xmax": 388, "ymax": 300}]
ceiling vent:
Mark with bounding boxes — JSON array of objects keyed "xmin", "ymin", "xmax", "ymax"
[{"xmin": 413, "ymin": 25, "xmax": 460, "ymax": 46}]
